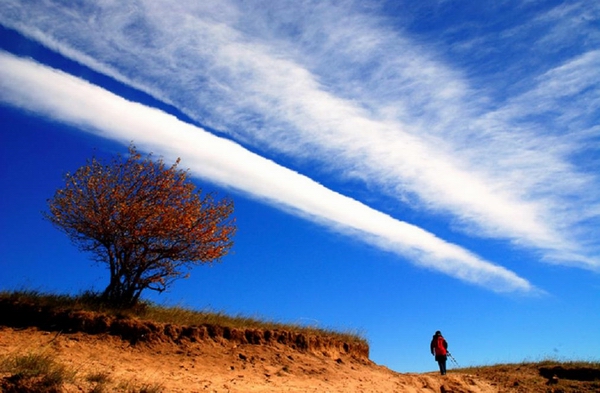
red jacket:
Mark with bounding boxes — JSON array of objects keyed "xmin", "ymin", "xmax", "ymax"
[{"xmin": 430, "ymin": 334, "xmax": 448, "ymax": 356}]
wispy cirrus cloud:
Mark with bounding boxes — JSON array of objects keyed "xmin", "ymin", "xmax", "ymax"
[
  {"xmin": 0, "ymin": 0, "xmax": 598, "ymax": 274},
  {"xmin": 0, "ymin": 51, "xmax": 535, "ymax": 293}
]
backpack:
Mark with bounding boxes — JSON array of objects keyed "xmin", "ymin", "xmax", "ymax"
[{"xmin": 435, "ymin": 335, "xmax": 447, "ymax": 356}]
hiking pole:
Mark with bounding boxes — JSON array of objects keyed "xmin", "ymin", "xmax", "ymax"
[{"xmin": 448, "ymin": 353, "xmax": 460, "ymax": 368}]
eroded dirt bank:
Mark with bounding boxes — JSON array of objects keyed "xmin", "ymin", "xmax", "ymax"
[
  {"xmin": 0, "ymin": 298, "xmax": 368, "ymax": 361},
  {"xmin": 0, "ymin": 326, "xmax": 495, "ymax": 392},
  {"xmin": 0, "ymin": 299, "xmax": 497, "ymax": 392}
]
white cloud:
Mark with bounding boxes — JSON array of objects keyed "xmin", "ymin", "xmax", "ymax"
[
  {"xmin": 0, "ymin": 0, "xmax": 598, "ymax": 271},
  {"xmin": 0, "ymin": 51, "xmax": 535, "ymax": 293}
]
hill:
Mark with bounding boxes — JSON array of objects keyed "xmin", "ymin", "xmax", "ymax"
[{"xmin": 0, "ymin": 293, "xmax": 598, "ymax": 392}]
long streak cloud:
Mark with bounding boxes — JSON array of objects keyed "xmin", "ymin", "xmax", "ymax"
[{"xmin": 0, "ymin": 51, "xmax": 534, "ymax": 293}]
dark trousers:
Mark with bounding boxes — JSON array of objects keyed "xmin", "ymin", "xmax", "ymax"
[{"xmin": 436, "ymin": 355, "xmax": 447, "ymax": 375}]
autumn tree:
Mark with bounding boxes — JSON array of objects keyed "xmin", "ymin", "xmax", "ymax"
[{"xmin": 45, "ymin": 146, "xmax": 236, "ymax": 308}]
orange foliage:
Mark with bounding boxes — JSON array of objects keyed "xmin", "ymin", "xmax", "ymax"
[{"xmin": 46, "ymin": 146, "xmax": 236, "ymax": 307}]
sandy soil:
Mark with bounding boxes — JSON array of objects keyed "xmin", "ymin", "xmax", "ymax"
[{"xmin": 0, "ymin": 326, "xmax": 496, "ymax": 392}]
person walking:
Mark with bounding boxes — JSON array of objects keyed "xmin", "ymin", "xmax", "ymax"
[{"xmin": 430, "ymin": 330, "xmax": 448, "ymax": 375}]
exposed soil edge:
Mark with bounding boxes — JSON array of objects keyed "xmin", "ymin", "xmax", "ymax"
[
  {"xmin": 539, "ymin": 365, "xmax": 600, "ymax": 382},
  {"xmin": 0, "ymin": 299, "xmax": 370, "ymax": 362}
]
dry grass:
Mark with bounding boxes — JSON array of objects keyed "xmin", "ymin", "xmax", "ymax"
[
  {"xmin": 0, "ymin": 351, "xmax": 164, "ymax": 393},
  {"xmin": 453, "ymin": 360, "xmax": 600, "ymax": 392},
  {"xmin": 0, "ymin": 351, "xmax": 75, "ymax": 392},
  {"xmin": 0, "ymin": 290, "xmax": 366, "ymax": 344},
  {"xmin": 457, "ymin": 359, "xmax": 600, "ymax": 375}
]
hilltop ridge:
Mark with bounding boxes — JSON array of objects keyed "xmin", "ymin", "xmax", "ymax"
[
  {"xmin": 0, "ymin": 294, "xmax": 369, "ymax": 362},
  {"xmin": 1, "ymin": 294, "xmax": 599, "ymax": 392}
]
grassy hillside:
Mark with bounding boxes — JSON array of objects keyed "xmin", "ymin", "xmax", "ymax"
[
  {"xmin": 0, "ymin": 290, "xmax": 369, "ymax": 392},
  {"xmin": 0, "ymin": 290, "xmax": 366, "ymax": 345}
]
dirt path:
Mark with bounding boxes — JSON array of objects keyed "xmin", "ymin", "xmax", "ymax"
[{"xmin": 0, "ymin": 326, "xmax": 496, "ymax": 392}]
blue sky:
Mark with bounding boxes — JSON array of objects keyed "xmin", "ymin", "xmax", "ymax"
[{"xmin": 1, "ymin": 0, "xmax": 599, "ymax": 373}]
